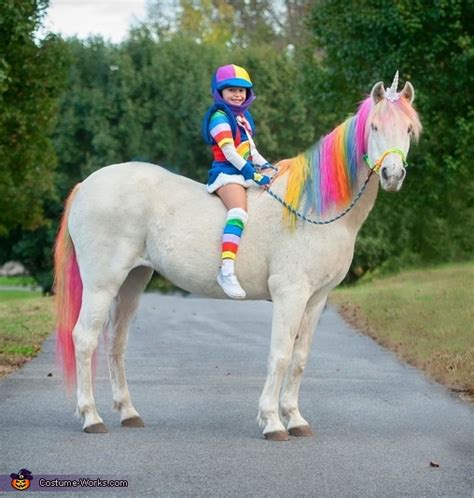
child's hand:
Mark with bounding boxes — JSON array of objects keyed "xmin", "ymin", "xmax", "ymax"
[
  {"xmin": 253, "ymin": 172, "xmax": 271, "ymax": 187},
  {"xmin": 240, "ymin": 162, "xmax": 271, "ymax": 187},
  {"xmin": 240, "ymin": 162, "xmax": 256, "ymax": 180}
]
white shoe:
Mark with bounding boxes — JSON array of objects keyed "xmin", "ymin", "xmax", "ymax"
[{"xmin": 217, "ymin": 270, "xmax": 246, "ymax": 299}]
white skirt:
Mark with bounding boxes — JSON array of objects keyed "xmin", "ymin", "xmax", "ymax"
[{"xmin": 206, "ymin": 172, "xmax": 253, "ymax": 193}]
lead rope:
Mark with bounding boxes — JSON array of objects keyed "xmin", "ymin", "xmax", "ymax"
[
  {"xmin": 239, "ymin": 117, "xmax": 374, "ymax": 224},
  {"xmin": 262, "ymin": 148, "xmax": 408, "ymax": 226},
  {"xmin": 264, "ymin": 167, "xmax": 374, "ymax": 225},
  {"xmin": 242, "ymin": 120, "xmax": 406, "ymax": 225}
]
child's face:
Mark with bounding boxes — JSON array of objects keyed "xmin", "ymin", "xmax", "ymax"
[{"xmin": 221, "ymin": 87, "xmax": 246, "ymax": 106}]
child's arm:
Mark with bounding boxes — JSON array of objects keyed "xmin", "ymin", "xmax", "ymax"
[
  {"xmin": 210, "ymin": 112, "xmax": 271, "ymax": 186},
  {"xmin": 236, "ymin": 115, "xmax": 273, "ymax": 171},
  {"xmin": 220, "ymin": 144, "xmax": 270, "ymax": 186},
  {"xmin": 251, "ymin": 150, "xmax": 273, "ymax": 171},
  {"xmin": 209, "ymin": 113, "xmax": 254, "ymax": 175},
  {"xmin": 219, "ymin": 144, "xmax": 247, "ymax": 170},
  {"xmin": 209, "ymin": 112, "xmax": 246, "ymax": 169},
  {"xmin": 219, "ymin": 144, "xmax": 264, "ymax": 183}
]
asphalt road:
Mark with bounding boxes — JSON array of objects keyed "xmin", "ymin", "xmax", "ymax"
[{"xmin": 0, "ymin": 294, "xmax": 473, "ymax": 497}]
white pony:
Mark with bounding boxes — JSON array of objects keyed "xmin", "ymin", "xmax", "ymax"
[{"xmin": 55, "ymin": 74, "xmax": 421, "ymax": 440}]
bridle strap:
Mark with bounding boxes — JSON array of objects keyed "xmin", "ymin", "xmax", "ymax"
[{"xmin": 363, "ymin": 148, "xmax": 407, "ymax": 174}]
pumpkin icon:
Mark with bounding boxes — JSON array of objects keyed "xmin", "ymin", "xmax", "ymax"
[{"xmin": 10, "ymin": 469, "xmax": 33, "ymax": 491}]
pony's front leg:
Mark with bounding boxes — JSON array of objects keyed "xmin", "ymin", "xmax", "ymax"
[
  {"xmin": 74, "ymin": 289, "xmax": 115, "ymax": 433},
  {"xmin": 258, "ymin": 280, "xmax": 310, "ymax": 441},
  {"xmin": 280, "ymin": 295, "xmax": 327, "ymax": 437}
]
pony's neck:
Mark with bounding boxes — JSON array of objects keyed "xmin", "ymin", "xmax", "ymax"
[
  {"xmin": 344, "ymin": 171, "xmax": 379, "ymax": 231},
  {"xmin": 276, "ymin": 99, "xmax": 373, "ymax": 226},
  {"xmin": 306, "ymin": 99, "xmax": 373, "ymax": 216}
]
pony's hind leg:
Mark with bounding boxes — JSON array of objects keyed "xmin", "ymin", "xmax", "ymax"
[
  {"xmin": 74, "ymin": 288, "xmax": 116, "ymax": 433},
  {"xmin": 107, "ymin": 266, "xmax": 153, "ymax": 427},
  {"xmin": 279, "ymin": 295, "xmax": 327, "ymax": 437}
]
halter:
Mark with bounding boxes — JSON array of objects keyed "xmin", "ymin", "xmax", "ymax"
[
  {"xmin": 264, "ymin": 148, "xmax": 408, "ymax": 225},
  {"xmin": 363, "ymin": 148, "xmax": 407, "ymax": 174}
]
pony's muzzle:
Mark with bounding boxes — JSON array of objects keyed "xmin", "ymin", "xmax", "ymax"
[{"xmin": 380, "ymin": 164, "xmax": 406, "ymax": 192}]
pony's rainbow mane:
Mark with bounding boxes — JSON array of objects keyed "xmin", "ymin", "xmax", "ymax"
[
  {"xmin": 54, "ymin": 184, "xmax": 82, "ymax": 391},
  {"xmin": 276, "ymin": 95, "xmax": 422, "ymax": 225}
]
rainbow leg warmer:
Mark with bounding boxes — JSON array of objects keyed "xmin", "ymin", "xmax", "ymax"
[{"xmin": 221, "ymin": 208, "xmax": 249, "ymax": 268}]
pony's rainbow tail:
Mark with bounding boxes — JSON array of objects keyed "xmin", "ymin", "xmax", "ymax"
[{"xmin": 54, "ymin": 184, "xmax": 82, "ymax": 391}]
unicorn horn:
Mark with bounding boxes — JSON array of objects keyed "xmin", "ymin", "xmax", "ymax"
[
  {"xmin": 385, "ymin": 70, "xmax": 400, "ymax": 101},
  {"xmin": 390, "ymin": 70, "xmax": 399, "ymax": 93}
]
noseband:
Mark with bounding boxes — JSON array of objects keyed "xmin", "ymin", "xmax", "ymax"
[{"xmin": 363, "ymin": 148, "xmax": 407, "ymax": 174}]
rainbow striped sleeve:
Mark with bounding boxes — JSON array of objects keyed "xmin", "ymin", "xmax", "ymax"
[{"xmin": 209, "ymin": 111, "xmax": 233, "ymax": 148}]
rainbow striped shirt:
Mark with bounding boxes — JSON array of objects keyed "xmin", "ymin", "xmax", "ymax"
[{"xmin": 209, "ymin": 111, "xmax": 251, "ymax": 160}]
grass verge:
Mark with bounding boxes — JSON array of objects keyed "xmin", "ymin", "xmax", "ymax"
[
  {"xmin": 331, "ymin": 262, "xmax": 474, "ymax": 400},
  {"xmin": 0, "ymin": 294, "xmax": 54, "ymax": 378},
  {"xmin": 0, "ymin": 275, "xmax": 37, "ymax": 287},
  {"xmin": 0, "ymin": 290, "xmax": 42, "ymax": 302}
]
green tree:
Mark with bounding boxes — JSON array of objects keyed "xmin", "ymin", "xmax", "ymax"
[
  {"xmin": 144, "ymin": 0, "xmax": 314, "ymax": 49},
  {"xmin": 310, "ymin": 0, "xmax": 474, "ymax": 275},
  {"xmin": 0, "ymin": 0, "xmax": 69, "ymax": 234},
  {"xmin": 53, "ymin": 38, "xmax": 123, "ymax": 187},
  {"xmin": 54, "ymin": 33, "xmax": 315, "ymax": 186},
  {"xmin": 1, "ymin": 4, "xmax": 317, "ymax": 289}
]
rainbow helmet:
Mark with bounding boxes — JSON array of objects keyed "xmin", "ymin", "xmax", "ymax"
[{"xmin": 211, "ymin": 64, "xmax": 253, "ymax": 92}]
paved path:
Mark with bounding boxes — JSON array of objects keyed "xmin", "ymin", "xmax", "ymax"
[{"xmin": 0, "ymin": 294, "xmax": 472, "ymax": 496}]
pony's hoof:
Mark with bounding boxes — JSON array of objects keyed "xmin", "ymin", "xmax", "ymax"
[
  {"xmin": 83, "ymin": 423, "xmax": 108, "ymax": 434},
  {"xmin": 288, "ymin": 425, "xmax": 314, "ymax": 437},
  {"xmin": 264, "ymin": 430, "xmax": 290, "ymax": 441},
  {"xmin": 121, "ymin": 416, "xmax": 145, "ymax": 427}
]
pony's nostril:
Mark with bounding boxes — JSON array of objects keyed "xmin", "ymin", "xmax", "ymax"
[
  {"xmin": 399, "ymin": 168, "xmax": 406, "ymax": 181},
  {"xmin": 381, "ymin": 166, "xmax": 389, "ymax": 181}
]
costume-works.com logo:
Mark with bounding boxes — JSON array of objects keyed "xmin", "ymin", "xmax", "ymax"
[{"xmin": 10, "ymin": 469, "xmax": 33, "ymax": 490}]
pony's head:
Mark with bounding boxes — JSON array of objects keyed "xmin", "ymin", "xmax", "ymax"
[
  {"xmin": 275, "ymin": 72, "xmax": 422, "ymax": 226},
  {"xmin": 366, "ymin": 71, "xmax": 422, "ymax": 192}
]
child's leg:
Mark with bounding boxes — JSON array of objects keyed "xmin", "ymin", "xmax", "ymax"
[
  {"xmin": 216, "ymin": 184, "xmax": 248, "ymax": 298},
  {"xmin": 216, "ymin": 183, "xmax": 247, "ymax": 211},
  {"xmin": 221, "ymin": 206, "xmax": 248, "ymax": 275}
]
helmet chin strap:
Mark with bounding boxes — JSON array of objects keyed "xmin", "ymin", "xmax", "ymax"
[{"xmin": 363, "ymin": 148, "xmax": 407, "ymax": 174}]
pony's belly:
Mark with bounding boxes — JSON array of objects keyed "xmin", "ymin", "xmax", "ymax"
[
  {"xmin": 145, "ymin": 211, "xmax": 272, "ymax": 300},
  {"xmin": 147, "ymin": 252, "xmax": 272, "ymax": 300}
]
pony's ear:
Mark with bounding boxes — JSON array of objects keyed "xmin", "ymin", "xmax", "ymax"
[
  {"xmin": 400, "ymin": 81, "xmax": 415, "ymax": 103},
  {"xmin": 370, "ymin": 82, "xmax": 385, "ymax": 103}
]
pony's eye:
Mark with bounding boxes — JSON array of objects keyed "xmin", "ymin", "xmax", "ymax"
[
  {"xmin": 371, "ymin": 124, "xmax": 377, "ymax": 131},
  {"xmin": 408, "ymin": 125, "xmax": 413, "ymax": 134}
]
